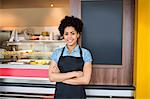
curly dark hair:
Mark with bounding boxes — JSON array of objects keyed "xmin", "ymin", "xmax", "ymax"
[{"xmin": 58, "ymin": 16, "xmax": 83, "ymax": 36}]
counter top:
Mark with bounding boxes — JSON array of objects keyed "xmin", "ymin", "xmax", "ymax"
[{"xmin": 0, "ymin": 64, "xmax": 49, "ymax": 69}]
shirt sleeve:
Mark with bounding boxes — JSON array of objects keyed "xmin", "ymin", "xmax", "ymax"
[
  {"xmin": 82, "ymin": 48, "xmax": 93, "ymax": 63},
  {"xmin": 50, "ymin": 49, "xmax": 60, "ymax": 63}
]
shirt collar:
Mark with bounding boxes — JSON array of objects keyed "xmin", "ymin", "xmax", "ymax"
[{"xmin": 64, "ymin": 44, "xmax": 80, "ymax": 54}]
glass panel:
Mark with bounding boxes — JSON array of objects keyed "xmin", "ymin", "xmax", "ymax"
[{"xmin": 81, "ymin": 0, "xmax": 123, "ymax": 64}]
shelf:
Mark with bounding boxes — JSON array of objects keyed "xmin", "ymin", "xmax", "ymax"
[{"xmin": 7, "ymin": 40, "xmax": 65, "ymax": 46}]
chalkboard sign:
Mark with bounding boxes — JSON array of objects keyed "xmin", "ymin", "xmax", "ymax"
[{"xmin": 81, "ymin": 0, "xmax": 123, "ymax": 64}]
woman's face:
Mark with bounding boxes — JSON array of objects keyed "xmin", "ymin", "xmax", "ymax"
[{"xmin": 63, "ymin": 26, "xmax": 79, "ymax": 47}]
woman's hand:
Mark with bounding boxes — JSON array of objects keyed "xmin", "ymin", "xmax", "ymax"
[
  {"xmin": 74, "ymin": 71, "xmax": 83, "ymax": 78},
  {"xmin": 49, "ymin": 61, "xmax": 84, "ymax": 82},
  {"xmin": 51, "ymin": 64, "xmax": 60, "ymax": 73},
  {"xmin": 62, "ymin": 62, "xmax": 92, "ymax": 85}
]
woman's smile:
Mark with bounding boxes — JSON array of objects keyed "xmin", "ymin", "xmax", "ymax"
[{"xmin": 64, "ymin": 26, "xmax": 79, "ymax": 48}]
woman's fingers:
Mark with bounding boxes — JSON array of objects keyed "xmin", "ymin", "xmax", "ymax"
[{"xmin": 75, "ymin": 71, "xmax": 83, "ymax": 78}]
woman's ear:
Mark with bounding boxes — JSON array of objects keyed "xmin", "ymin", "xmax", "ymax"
[{"xmin": 77, "ymin": 33, "xmax": 80, "ymax": 38}]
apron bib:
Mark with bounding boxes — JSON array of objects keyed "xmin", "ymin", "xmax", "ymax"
[{"xmin": 54, "ymin": 46, "xmax": 86, "ymax": 99}]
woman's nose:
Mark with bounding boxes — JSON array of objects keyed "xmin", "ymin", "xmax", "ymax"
[{"xmin": 68, "ymin": 33, "xmax": 72, "ymax": 38}]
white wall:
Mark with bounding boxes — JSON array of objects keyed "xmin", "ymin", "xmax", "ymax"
[
  {"xmin": 0, "ymin": 0, "xmax": 70, "ymax": 27},
  {"xmin": 0, "ymin": 8, "xmax": 69, "ymax": 26},
  {"xmin": 0, "ymin": 0, "xmax": 2, "ymax": 25}
]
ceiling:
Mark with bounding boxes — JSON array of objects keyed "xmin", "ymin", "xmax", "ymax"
[{"xmin": 0, "ymin": 0, "xmax": 70, "ymax": 8}]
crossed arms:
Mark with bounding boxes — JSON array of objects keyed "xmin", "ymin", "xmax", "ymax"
[{"xmin": 48, "ymin": 61, "xmax": 92, "ymax": 85}]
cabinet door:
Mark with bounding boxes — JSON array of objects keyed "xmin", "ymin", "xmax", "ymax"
[{"xmin": 81, "ymin": 0, "xmax": 134, "ymax": 85}]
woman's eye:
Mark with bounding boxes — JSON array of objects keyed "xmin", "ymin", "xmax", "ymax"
[
  {"xmin": 64, "ymin": 32, "xmax": 68, "ymax": 35},
  {"xmin": 72, "ymin": 32, "xmax": 75, "ymax": 35}
]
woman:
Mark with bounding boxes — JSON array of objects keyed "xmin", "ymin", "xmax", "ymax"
[{"xmin": 48, "ymin": 16, "xmax": 93, "ymax": 99}]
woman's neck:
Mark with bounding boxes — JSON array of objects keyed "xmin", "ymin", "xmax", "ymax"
[{"xmin": 67, "ymin": 43, "xmax": 77, "ymax": 53}]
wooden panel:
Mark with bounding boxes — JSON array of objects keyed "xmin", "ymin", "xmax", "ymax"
[
  {"xmin": 0, "ymin": 0, "xmax": 2, "ymax": 8},
  {"xmin": 89, "ymin": 0, "xmax": 134, "ymax": 85}
]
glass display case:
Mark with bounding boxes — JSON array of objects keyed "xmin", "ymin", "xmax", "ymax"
[
  {"xmin": 1, "ymin": 40, "xmax": 65, "ymax": 65},
  {"xmin": 0, "ymin": 26, "xmax": 66, "ymax": 65}
]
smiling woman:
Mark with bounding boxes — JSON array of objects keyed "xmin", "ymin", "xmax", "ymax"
[{"xmin": 48, "ymin": 16, "xmax": 93, "ymax": 99}]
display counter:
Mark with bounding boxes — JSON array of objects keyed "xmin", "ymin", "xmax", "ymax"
[
  {"xmin": 0, "ymin": 64, "xmax": 52, "ymax": 84},
  {"xmin": 0, "ymin": 39, "xmax": 65, "ymax": 84},
  {"xmin": 0, "ymin": 30, "xmax": 135, "ymax": 98},
  {"xmin": 0, "ymin": 64, "xmax": 135, "ymax": 98}
]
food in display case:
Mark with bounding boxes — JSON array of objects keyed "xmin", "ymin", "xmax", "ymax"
[
  {"xmin": 3, "ymin": 40, "xmax": 65, "ymax": 65},
  {"xmin": 0, "ymin": 27, "xmax": 65, "ymax": 65}
]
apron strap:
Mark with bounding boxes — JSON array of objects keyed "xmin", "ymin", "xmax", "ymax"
[
  {"xmin": 60, "ymin": 46, "xmax": 65, "ymax": 57},
  {"xmin": 60, "ymin": 45, "xmax": 83, "ymax": 58},
  {"xmin": 79, "ymin": 46, "xmax": 83, "ymax": 58}
]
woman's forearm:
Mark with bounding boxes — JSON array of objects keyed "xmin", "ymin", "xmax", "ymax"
[
  {"xmin": 49, "ymin": 71, "xmax": 82, "ymax": 82},
  {"xmin": 63, "ymin": 62, "xmax": 92, "ymax": 85},
  {"xmin": 62, "ymin": 76, "xmax": 90, "ymax": 85}
]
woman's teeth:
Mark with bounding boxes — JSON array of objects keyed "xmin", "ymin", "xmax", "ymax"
[{"xmin": 68, "ymin": 40, "xmax": 73, "ymax": 43}]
